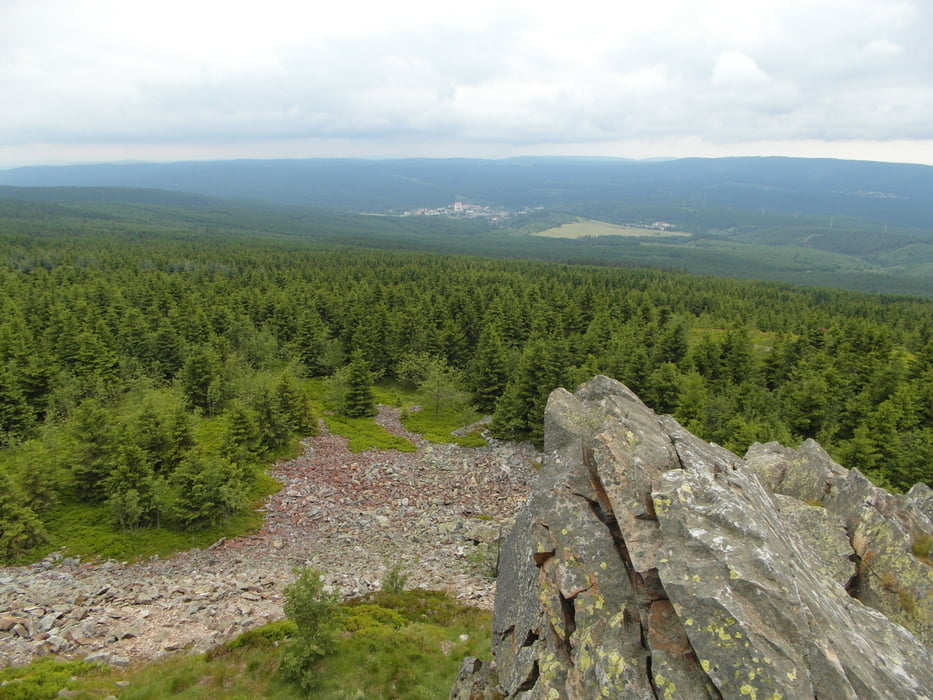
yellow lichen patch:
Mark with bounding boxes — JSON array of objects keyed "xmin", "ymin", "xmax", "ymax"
[
  {"xmin": 729, "ymin": 566, "xmax": 740, "ymax": 579},
  {"xmin": 739, "ymin": 683, "xmax": 757, "ymax": 699},
  {"xmin": 701, "ymin": 659, "xmax": 711, "ymax": 673},
  {"xmin": 786, "ymin": 668, "xmax": 797, "ymax": 681},
  {"xmin": 577, "ymin": 644, "xmax": 595, "ymax": 674},
  {"xmin": 600, "ymin": 561, "xmax": 608, "ymax": 570}
]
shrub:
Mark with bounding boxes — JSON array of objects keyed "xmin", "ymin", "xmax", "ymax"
[
  {"xmin": 279, "ymin": 568, "xmax": 341, "ymax": 694},
  {"xmin": 381, "ymin": 564, "xmax": 410, "ymax": 593},
  {"xmin": 207, "ymin": 619, "xmax": 298, "ymax": 660},
  {"xmin": 0, "ymin": 657, "xmax": 100, "ymax": 700}
]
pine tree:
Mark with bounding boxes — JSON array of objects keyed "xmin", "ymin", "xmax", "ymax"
[
  {"xmin": 0, "ymin": 471, "xmax": 47, "ymax": 562},
  {"xmin": 223, "ymin": 400, "xmax": 263, "ymax": 464},
  {"xmin": 181, "ymin": 347, "xmax": 215, "ymax": 413},
  {"xmin": 65, "ymin": 399, "xmax": 120, "ymax": 503},
  {"xmin": 274, "ymin": 372, "xmax": 317, "ymax": 435},
  {"xmin": 491, "ymin": 337, "xmax": 568, "ymax": 444},
  {"xmin": 467, "ymin": 329, "xmax": 509, "ymax": 414},
  {"xmin": 0, "ymin": 364, "xmax": 33, "ymax": 446},
  {"xmin": 342, "ymin": 350, "xmax": 376, "ymax": 418}
]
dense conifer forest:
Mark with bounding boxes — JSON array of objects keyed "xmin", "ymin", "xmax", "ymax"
[{"xmin": 1, "ymin": 204, "xmax": 931, "ymax": 562}]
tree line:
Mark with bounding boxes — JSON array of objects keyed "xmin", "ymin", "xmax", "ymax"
[{"xmin": 1, "ymin": 220, "xmax": 931, "ymax": 560}]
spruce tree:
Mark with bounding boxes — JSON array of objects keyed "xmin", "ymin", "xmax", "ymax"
[
  {"xmin": 0, "ymin": 471, "xmax": 47, "ymax": 562},
  {"xmin": 342, "ymin": 350, "xmax": 376, "ymax": 418},
  {"xmin": 467, "ymin": 329, "xmax": 509, "ymax": 414}
]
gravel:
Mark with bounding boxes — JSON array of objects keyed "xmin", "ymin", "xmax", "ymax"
[{"xmin": 0, "ymin": 406, "xmax": 539, "ymax": 668}]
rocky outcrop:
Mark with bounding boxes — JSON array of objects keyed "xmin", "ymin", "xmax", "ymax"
[
  {"xmin": 452, "ymin": 376, "xmax": 933, "ymax": 700},
  {"xmin": 745, "ymin": 440, "xmax": 933, "ymax": 645}
]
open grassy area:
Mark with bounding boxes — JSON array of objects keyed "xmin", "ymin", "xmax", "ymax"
[
  {"xmin": 20, "ymin": 470, "xmax": 279, "ymax": 564},
  {"xmin": 0, "ymin": 591, "xmax": 492, "ymax": 700},
  {"xmin": 533, "ymin": 218, "xmax": 690, "ymax": 239},
  {"xmin": 401, "ymin": 405, "xmax": 487, "ymax": 448},
  {"xmin": 305, "ymin": 378, "xmax": 487, "ymax": 452}
]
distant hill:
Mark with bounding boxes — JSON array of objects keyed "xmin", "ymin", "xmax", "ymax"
[
  {"xmin": 3, "ymin": 157, "xmax": 933, "ymax": 297},
  {"xmin": 2, "ymin": 156, "xmax": 933, "ymax": 229},
  {"xmin": 0, "ymin": 185, "xmax": 225, "ymax": 208}
]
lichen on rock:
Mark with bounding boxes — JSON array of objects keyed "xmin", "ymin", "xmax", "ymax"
[{"xmin": 452, "ymin": 376, "xmax": 933, "ymax": 700}]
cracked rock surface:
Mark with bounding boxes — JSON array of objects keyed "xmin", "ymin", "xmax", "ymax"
[{"xmin": 452, "ymin": 376, "xmax": 933, "ymax": 700}]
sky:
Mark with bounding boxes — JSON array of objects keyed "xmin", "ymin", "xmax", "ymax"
[{"xmin": 2, "ymin": 0, "xmax": 933, "ymax": 168}]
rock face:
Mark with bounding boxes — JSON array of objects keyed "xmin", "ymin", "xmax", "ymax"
[{"xmin": 452, "ymin": 376, "xmax": 933, "ymax": 700}]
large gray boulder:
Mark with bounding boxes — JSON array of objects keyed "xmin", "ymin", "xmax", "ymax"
[{"xmin": 452, "ymin": 376, "xmax": 933, "ymax": 700}]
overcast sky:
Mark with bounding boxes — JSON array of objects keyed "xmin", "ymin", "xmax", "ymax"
[{"xmin": 3, "ymin": 0, "xmax": 933, "ymax": 168}]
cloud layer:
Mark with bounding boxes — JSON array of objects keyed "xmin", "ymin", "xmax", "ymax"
[{"xmin": 3, "ymin": 0, "xmax": 933, "ymax": 165}]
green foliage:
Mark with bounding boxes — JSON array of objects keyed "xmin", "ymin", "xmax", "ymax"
[
  {"xmin": 0, "ymin": 657, "xmax": 102, "ymax": 700},
  {"xmin": 467, "ymin": 327, "xmax": 510, "ymax": 413},
  {"xmin": 313, "ymin": 590, "xmax": 492, "ymax": 699},
  {"xmin": 491, "ymin": 337, "xmax": 570, "ymax": 444},
  {"xmin": 401, "ymin": 404, "xmax": 486, "ymax": 447},
  {"xmin": 280, "ymin": 567, "xmax": 342, "ymax": 694},
  {"xmin": 169, "ymin": 454, "xmax": 248, "ymax": 529},
  {"xmin": 342, "ymin": 350, "xmax": 377, "ymax": 418},
  {"xmin": 417, "ymin": 357, "xmax": 463, "ymax": 417},
  {"xmin": 323, "ymin": 414, "xmax": 417, "ymax": 453},
  {"xmin": 0, "ymin": 589, "xmax": 490, "ymax": 700},
  {"xmin": 381, "ymin": 564, "xmax": 410, "ymax": 593},
  {"xmin": 0, "ymin": 470, "xmax": 47, "ymax": 562},
  {"xmin": 0, "ymin": 204, "xmax": 931, "ymax": 565},
  {"xmin": 211, "ymin": 619, "xmax": 299, "ymax": 656},
  {"xmin": 221, "ymin": 400, "xmax": 263, "ymax": 464},
  {"xmin": 342, "ymin": 603, "xmax": 407, "ymax": 632},
  {"xmin": 0, "ymin": 362, "xmax": 34, "ymax": 446},
  {"xmin": 393, "ymin": 351, "xmax": 439, "ymax": 388}
]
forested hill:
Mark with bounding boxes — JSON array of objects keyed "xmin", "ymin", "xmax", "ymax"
[
  {"xmin": 1, "ymin": 196, "xmax": 932, "ymax": 563},
  {"xmin": 3, "ymin": 156, "xmax": 933, "ymax": 228},
  {"xmin": 2, "ymin": 187, "xmax": 933, "ymax": 298}
]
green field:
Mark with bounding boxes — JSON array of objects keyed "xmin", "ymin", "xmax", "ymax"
[{"xmin": 532, "ymin": 218, "xmax": 690, "ymax": 239}]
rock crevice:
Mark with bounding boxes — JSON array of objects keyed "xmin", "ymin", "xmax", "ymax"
[{"xmin": 452, "ymin": 376, "xmax": 933, "ymax": 700}]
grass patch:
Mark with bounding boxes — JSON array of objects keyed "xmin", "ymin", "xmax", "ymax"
[
  {"xmin": 311, "ymin": 590, "xmax": 492, "ymax": 699},
  {"xmin": 533, "ymin": 218, "xmax": 689, "ymax": 239},
  {"xmin": 3, "ymin": 591, "xmax": 490, "ymax": 700},
  {"xmin": 305, "ymin": 377, "xmax": 482, "ymax": 449},
  {"xmin": 302, "ymin": 379, "xmax": 416, "ymax": 453},
  {"xmin": 323, "ymin": 414, "xmax": 416, "ymax": 453},
  {"xmin": 401, "ymin": 405, "xmax": 487, "ymax": 447},
  {"xmin": 372, "ymin": 382, "xmax": 421, "ymax": 408},
  {"xmin": 26, "ymin": 470, "xmax": 278, "ymax": 563},
  {"xmin": 0, "ymin": 657, "xmax": 105, "ymax": 700},
  {"xmin": 31, "ymin": 503, "xmax": 263, "ymax": 563},
  {"xmin": 911, "ymin": 532, "xmax": 933, "ymax": 565},
  {"xmin": 111, "ymin": 645, "xmax": 301, "ymax": 700}
]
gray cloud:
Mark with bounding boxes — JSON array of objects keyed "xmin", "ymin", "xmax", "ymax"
[{"xmin": 2, "ymin": 0, "xmax": 933, "ymax": 164}]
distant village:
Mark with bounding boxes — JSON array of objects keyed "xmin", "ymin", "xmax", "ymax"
[{"xmin": 395, "ymin": 201, "xmax": 530, "ymax": 224}]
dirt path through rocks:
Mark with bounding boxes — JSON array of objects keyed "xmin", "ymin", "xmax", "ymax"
[{"xmin": 0, "ymin": 407, "xmax": 539, "ymax": 668}]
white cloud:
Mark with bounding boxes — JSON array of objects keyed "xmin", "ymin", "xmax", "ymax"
[{"xmin": 1, "ymin": 0, "xmax": 933, "ymax": 166}]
